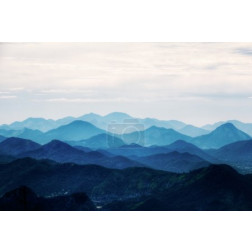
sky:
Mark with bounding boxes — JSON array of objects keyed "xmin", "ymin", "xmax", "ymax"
[{"xmin": 1, "ymin": 42, "xmax": 252, "ymax": 126}]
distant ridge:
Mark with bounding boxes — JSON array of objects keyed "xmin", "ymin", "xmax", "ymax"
[
  {"xmin": 191, "ymin": 123, "xmax": 251, "ymax": 149},
  {"xmin": 122, "ymin": 126, "xmax": 192, "ymax": 146},
  {"xmin": 202, "ymin": 120, "xmax": 252, "ymax": 136},
  {"xmin": 178, "ymin": 124, "xmax": 209, "ymax": 137},
  {"xmin": 2, "ymin": 113, "xmax": 252, "ymax": 139},
  {"xmin": 42, "ymin": 120, "xmax": 105, "ymax": 143}
]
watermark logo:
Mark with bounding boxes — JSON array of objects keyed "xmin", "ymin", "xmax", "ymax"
[{"xmin": 107, "ymin": 119, "xmax": 145, "ymax": 148}]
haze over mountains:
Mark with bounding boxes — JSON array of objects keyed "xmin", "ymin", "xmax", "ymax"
[
  {"xmin": 2, "ymin": 112, "xmax": 252, "ymax": 137},
  {"xmin": 0, "ymin": 112, "xmax": 252, "ymax": 148},
  {"xmin": 1, "ymin": 112, "xmax": 252, "ymax": 210}
]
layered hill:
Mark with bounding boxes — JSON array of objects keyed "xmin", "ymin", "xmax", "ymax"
[
  {"xmin": 68, "ymin": 133, "xmax": 125, "ymax": 149},
  {"xmin": 105, "ymin": 140, "xmax": 216, "ymax": 163},
  {"xmin": 133, "ymin": 151, "xmax": 210, "ymax": 173},
  {"xmin": 191, "ymin": 123, "xmax": 251, "ymax": 149},
  {"xmin": 0, "ymin": 137, "xmax": 41, "ymax": 156},
  {"xmin": 122, "ymin": 126, "xmax": 192, "ymax": 146},
  {"xmin": 208, "ymin": 140, "xmax": 252, "ymax": 173},
  {"xmin": 18, "ymin": 140, "xmax": 142, "ymax": 169},
  {"xmin": 1, "ymin": 159, "xmax": 252, "ymax": 210},
  {"xmin": 0, "ymin": 186, "xmax": 95, "ymax": 211},
  {"xmin": 42, "ymin": 120, "xmax": 105, "ymax": 143},
  {"xmin": 104, "ymin": 165, "xmax": 252, "ymax": 211}
]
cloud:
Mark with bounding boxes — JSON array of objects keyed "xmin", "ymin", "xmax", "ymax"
[
  {"xmin": 36, "ymin": 97, "xmax": 136, "ymax": 103},
  {"xmin": 235, "ymin": 48, "xmax": 252, "ymax": 56},
  {"xmin": 1, "ymin": 43, "xmax": 252, "ymax": 125},
  {"xmin": 9, "ymin": 87, "xmax": 24, "ymax": 91},
  {"xmin": 39, "ymin": 89, "xmax": 96, "ymax": 94},
  {"xmin": 0, "ymin": 95, "xmax": 17, "ymax": 99}
]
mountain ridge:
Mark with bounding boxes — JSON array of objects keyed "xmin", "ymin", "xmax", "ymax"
[{"xmin": 191, "ymin": 123, "xmax": 251, "ymax": 149}]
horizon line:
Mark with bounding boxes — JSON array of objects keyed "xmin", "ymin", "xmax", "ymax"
[{"xmin": 0, "ymin": 111, "xmax": 251, "ymax": 128}]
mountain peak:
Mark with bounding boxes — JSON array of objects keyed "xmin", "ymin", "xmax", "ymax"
[
  {"xmin": 192, "ymin": 122, "xmax": 251, "ymax": 149},
  {"xmin": 104, "ymin": 112, "xmax": 132, "ymax": 121},
  {"xmin": 0, "ymin": 137, "xmax": 41, "ymax": 155},
  {"xmin": 217, "ymin": 122, "xmax": 237, "ymax": 130},
  {"xmin": 67, "ymin": 120, "xmax": 94, "ymax": 127},
  {"xmin": 168, "ymin": 140, "xmax": 192, "ymax": 147},
  {"xmin": 213, "ymin": 123, "xmax": 251, "ymax": 137},
  {"xmin": 1, "ymin": 137, "xmax": 39, "ymax": 145},
  {"xmin": 78, "ymin": 113, "xmax": 102, "ymax": 120},
  {"xmin": 44, "ymin": 140, "xmax": 71, "ymax": 148},
  {"xmin": 105, "ymin": 112, "xmax": 131, "ymax": 117}
]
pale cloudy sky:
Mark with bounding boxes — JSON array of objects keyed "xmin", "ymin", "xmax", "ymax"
[{"xmin": 1, "ymin": 42, "xmax": 252, "ymax": 126}]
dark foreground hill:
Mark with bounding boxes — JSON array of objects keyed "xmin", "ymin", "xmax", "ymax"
[
  {"xmin": 1, "ymin": 158, "xmax": 252, "ymax": 210},
  {"xmin": 0, "ymin": 186, "xmax": 95, "ymax": 211},
  {"xmin": 104, "ymin": 165, "xmax": 252, "ymax": 211}
]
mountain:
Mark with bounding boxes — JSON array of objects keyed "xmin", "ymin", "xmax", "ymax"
[
  {"xmin": 202, "ymin": 120, "xmax": 252, "ymax": 136},
  {"xmin": 15, "ymin": 128, "xmax": 44, "ymax": 143},
  {"xmin": 201, "ymin": 121, "xmax": 225, "ymax": 131},
  {"xmin": 0, "ymin": 137, "xmax": 41, "ymax": 156},
  {"xmin": 0, "ymin": 113, "xmax": 187, "ymax": 134},
  {"xmin": 54, "ymin": 116, "xmax": 76, "ymax": 127},
  {"xmin": 104, "ymin": 165, "xmax": 252, "ymax": 211},
  {"xmin": 105, "ymin": 140, "xmax": 216, "ymax": 163},
  {"xmin": 3, "ymin": 117, "xmax": 76, "ymax": 132},
  {"xmin": 0, "ymin": 154, "xmax": 16, "ymax": 164},
  {"xmin": 0, "ymin": 128, "xmax": 23, "ymax": 138},
  {"xmin": 77, "ymin": 113, "xmax": 105, "ymax": 129},
  {"xmin": 78, "ymin": 112, "xmax": 186, "ymax": 132},
  {"xmin": 103, "ymin": 112, "xmax": 133, "ymax": 122},
  {"xmin": 68, "ymin": 133, "xmax": 125, "ymax": 149},
  {"xmin": 191, "ymin": 123, "xmax": 251, "ymax": 149},
  {"xmin": 78, "ymin": 113, "xmax": 102, "ymax": 121},
  {"xmin": 0, "ymin": 113, "xmax": 132, "ymax": 133},
  {"xmin": 178, "ymin": 125, "xmax": 209, "ymax": 137},
  {"xmin": 77, "ymin": 112, "xmax": 133, "ymax": 130},
  {"xmin": 0, "ymin": 135, "xmax": 6, "ymax": 143},
  {"xmin": 0, "ymin": 158, "xmax": 112, "ymax": 198},
  {"xmin": 208, "ymin": 140, "xmax": 252, "ymax": 173},
  {"xmin": 0, "ymin": 186, "xmax": 95, "ymax": 211},
  {"xmin": 71, "ymin": 146, "xmax": 93, "ymax": 152},
  {"xmin": 0, "ymin": 128, "xmax": 44, "ymax": 143},
  {"xmin": 9, "ymin": 118, "xmax": 56, "ymax": 132},
  {"xmin": 19, "ymin": 140, "xmax": 143, "ymax": 169},
  {"xmin": 42, "ymin": 120, "xmax": 105, "ymax": 143},
  {"xmin": 165, "ymin": 140, "xmax": 217, "ymax": 163},
  {"xmin": 1, "ymin": 159, "xmax": 252, "ymax": 210},
  {"xmin": 105, "ymin": 144, "xmax": 162, "ymax": 157},
  {"xmin": 138, "ymin": 118, "xmax": 186, "ymax": 131},
  {"xmin": 0, "ymin": 124, "xmax": 10, "ymax": 130},
  {"xmin": 227, "ymin": 120, "xmax": 252, "ymax": 136},
  {"xmin": 133, "ymin": 151, "xmax": 210, "ymax": 173},
  {"xmin": 213, "ymin": 140, "xmax": 252, "ymax": 162},
  {"xmin": 20, "ymin": 140, "xmax": 89, "ymax": 163},
  {"xmin": 122, "ymin": 126, "xmax": 192, "ymax": 146}
]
